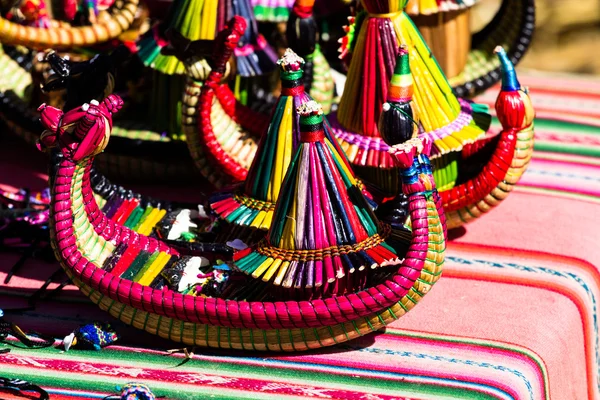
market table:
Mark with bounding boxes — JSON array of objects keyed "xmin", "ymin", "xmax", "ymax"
[{"xmin": 1, "ymin": 70, "xmax": 599, "ymax": 400}]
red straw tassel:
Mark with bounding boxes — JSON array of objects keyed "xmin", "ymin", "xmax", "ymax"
[
  {"xmin": 116, "ymin": 199, "xmax": 140, "ymax": 225},
  {"xmin": 111, "ymin": 245, "xmax": 140, "ymax": 277}
]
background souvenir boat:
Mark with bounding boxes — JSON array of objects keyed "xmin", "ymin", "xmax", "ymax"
[
  {"xmin": 0, "ymin": 0, "xmax": 141, "ymax": 49},
  {"xmin": 332, "ymin": 1, "xmax": 535, "ymax": 229},
  {"xmin": 42, "ymin": 74, "xmax": 446, "ymax": 349},
  {"xmin": 340, "ymin": 0, "xmax": 535, "ymax": 98},
  {"xmin": 0, "ymin": 46, "xmax": 211, "ymax": 254},
  {"xmin": 0, "ymin": 45, "xmax": 199, "ymax": 184}
]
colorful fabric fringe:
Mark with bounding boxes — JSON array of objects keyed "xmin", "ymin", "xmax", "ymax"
[
  {"xmin": 335, "ymin": 0, "xmax": 489, "ymax": 155},
  {"xmin": 251, "ymin": 0, "xmax": 294, "ymax": 22},
  {"xmin": 232, "ymin": 101, "xmax": 401, "ymax": 293}
]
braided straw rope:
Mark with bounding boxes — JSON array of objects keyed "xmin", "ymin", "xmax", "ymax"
[{"xmin": 0, "ymin": 0, "xmax": 139, "ymax": 49}]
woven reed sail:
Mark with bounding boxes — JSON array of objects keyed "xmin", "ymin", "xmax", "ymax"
[
  {"xmin": 335, "ymin": 0, "xmax": 489, "ymax": 146},
  {"xmin": 208, "ymin": 50, "xmax": 310, "ymax": 242},
  {"xmin": 251, "ymin": 0, "xmax": 294, "ymax": 22},
  {"xmin": 209, "ymin": 50, "xmax": 346, "ymax": 243},
  {"xmin": 232, "ymin": 101, "xmax": 404, "ymax": 297}
]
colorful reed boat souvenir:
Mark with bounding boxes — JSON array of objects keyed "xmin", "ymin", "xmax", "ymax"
[
  {"xmin": 42, "ymin": 18, "xmax": 446, "ymax": 346},
  {"xmin": 137, "ymin": 0, "xmax": 276, "ymax": 139},
  {"xmin": 332, "ymin": 0, "xmax": 535, "ymax": 228}
]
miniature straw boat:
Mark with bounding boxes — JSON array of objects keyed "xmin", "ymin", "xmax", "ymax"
[
  {"xmin": 42, "ymin": 85, "xmax": 446, "ymax": 350},
  {"xmin": 333, "ymin": 0, "xmax": 535, "ymax": 229},
  {"xmin": 0, "ymin": 45, "xmax": 199, "ymax": 184}
]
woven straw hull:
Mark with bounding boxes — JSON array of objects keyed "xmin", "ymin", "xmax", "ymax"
[
  {"xmin": 65, "ymin": 269, "xmax": 434, "ymax": 351},
  {"xmin": 51, "ymin": 176, "xmax": 443, "ymax": 351},
  {"xmin": 0, "ymin": 0, "xmax": 139, "ymax": 50},
  {"xmin": 48, "ymin": 121, "xmax": 444, "ymax": 351}
]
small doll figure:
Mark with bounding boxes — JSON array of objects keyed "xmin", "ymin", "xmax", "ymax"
[{"xmin": 62, "ymin": 322, "xmax": 119, "ymax": 351}]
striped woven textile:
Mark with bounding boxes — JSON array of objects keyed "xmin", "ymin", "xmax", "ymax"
[{"xmin": 0, "ymin": 70, "xmax": 599, "ymax": 399}]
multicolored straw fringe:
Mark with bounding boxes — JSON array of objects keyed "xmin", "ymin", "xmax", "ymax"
[
  {"xmin": 231, "ymin": 100, "xmax": 404, "ymax": 297},
  {"xmin": 251, "ymin": 0, "xmax": 294, "ymax": 22},
  {"xmin": 336, "ymin": 0, "xmax": 488, "ymax": 152},
  {"xmin": 231, "ymin": 0, "xmax": 278, "ymax": 77},
  {"xmin": 404, "ymin": 0, "xmax": 476, "ymax": 16},
  {"xmin": 209, "ymin": 50, "xmax": 311, "ymax": 239},
  {"xmin": 137, "ymin": 0, "xmax": 218, "ymax": 74}
]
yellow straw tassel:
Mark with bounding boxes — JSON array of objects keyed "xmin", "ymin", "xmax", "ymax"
[
  {"xmin": 138, "ymin": 252, "xmax": 170, "ymax": 286},
  {"xmin": 274, "ymin": 261, "xmax": 290, "ymax": 286},
  {"xmin": 252, "ymin": 258, "xmax": 274, "ymax": 279},
  {"xmin": 262, "ymin": 258, "xmax": 284, "ymax": 282}
]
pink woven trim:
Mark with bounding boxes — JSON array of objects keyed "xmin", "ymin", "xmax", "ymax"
[{"xmin": 330, "ymin": 99, "xmax": 474, "ymax": 153}]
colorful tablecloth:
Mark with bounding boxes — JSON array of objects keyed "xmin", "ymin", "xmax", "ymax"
[{"xmin": 1, "ymin": 70, "xmax": 599, "ymax": 400}]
